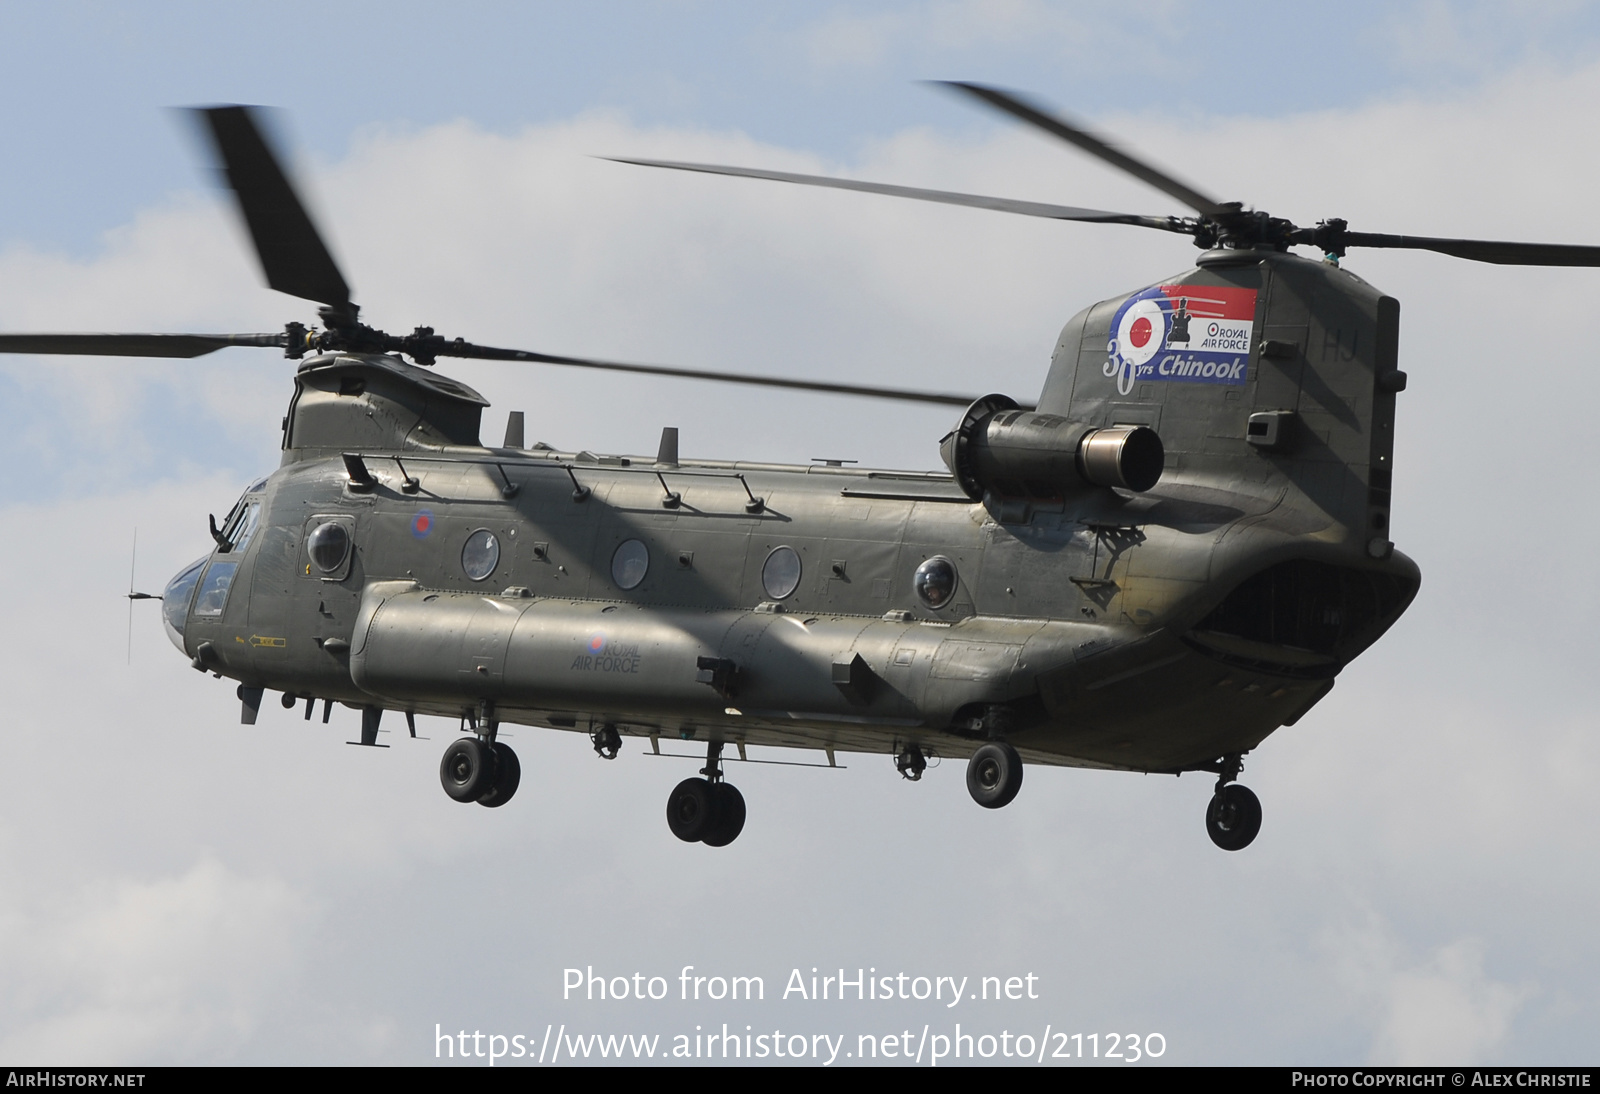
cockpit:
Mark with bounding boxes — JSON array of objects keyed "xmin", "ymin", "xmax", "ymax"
[{"xmin": 162, "ymin": 476, "xmax": 268, "ymax": 653}]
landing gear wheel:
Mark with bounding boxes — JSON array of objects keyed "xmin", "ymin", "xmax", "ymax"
[
  {"xmin": 701, "ymin": 783, "xmax": 746, "ymax": 847},
  {"xmin": 440, "ymin": 737, "xmax": 496, "ymax": 803},
  {"xmin": 666, "ymin": 778, "xmax": 718, "ymax": 842},
  {"xmin": 966, "ymin": 741, "xmax": 1023, "ymax": 809},
  {"xmin": 477, "ymin": 742, "xmax": 521, "ymax": 808},
  {"xmin": 1206, "ymin": 784, "xmax": 1262, "ymax": 851}
]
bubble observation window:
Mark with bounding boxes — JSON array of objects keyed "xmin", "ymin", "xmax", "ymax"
[
  {"xmin": 913, "ymin": 556, "xmax": 958, "ymax": 610},
  {"xmin": 307, "ymin": 521, "xmax": 351, "ymax": 573}
]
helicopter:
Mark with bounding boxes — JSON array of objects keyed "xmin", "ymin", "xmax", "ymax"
[{"xmin": 7, "ymin": 85, "xmax": 1596, "ymax": 853}]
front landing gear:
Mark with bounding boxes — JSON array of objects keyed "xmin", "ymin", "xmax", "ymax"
[
  {"xmin": 666, "ymin": 741, "xmax": 746, "ymax": 846},
  {"xmin": 439, "ymin": 702, "xmax": 521, "ymax": 808},
  {"xmin": 476, "ymin": 743, "xmax": 521, "ymax": 809},
  {"xmin": 439, "ymin": 738, "xmax": 521, "ymax": 807},
  {"xmin": 1202, "ymin": 753, "xmax": 1260, "ymax": 851}
]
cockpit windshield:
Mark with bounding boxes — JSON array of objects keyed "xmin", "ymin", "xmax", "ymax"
[
  {"xmin": 162, "ymin": 556, "xmax": 207, "ymax": 652},
  {"xmin": 161, "ymin": 477, "xmax": 268, "ymax": 654}
]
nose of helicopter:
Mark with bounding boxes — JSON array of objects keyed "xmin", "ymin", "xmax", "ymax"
[{"xmin": 160, "ymin": 555, "xmax": 208, "ymax": 654}]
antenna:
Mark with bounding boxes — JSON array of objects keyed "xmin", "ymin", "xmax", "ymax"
[
  {"xmin": 127, "ymin": 530, "xmax": 137, "ymax": 664},
  {"xmin": 125, "ymin": 528, "xmax": 161, "ymax": 663}
]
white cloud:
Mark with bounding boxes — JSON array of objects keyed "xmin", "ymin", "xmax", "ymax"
[
  {"xmin": 1376, "ymin": 939, "xmax": 1531, "ymax": 1065},
  {"xmin": 0, "ymin": 859, "xmax": 307, "ymax": 1062},
  {"xmin": 1322, "ymin": 920, "xmax": 1532, "ymax": 1064}
]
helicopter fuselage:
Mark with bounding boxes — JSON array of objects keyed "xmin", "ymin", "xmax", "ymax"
[{"xmin": 165, "ymin": 248, "xmax": 1420, "ymax": 776}]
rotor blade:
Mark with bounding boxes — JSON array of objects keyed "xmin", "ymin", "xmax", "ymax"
[
  {"xmin": 0, "ymin": 333, "xmax": 286, "ymax": 358},
  {"xmin": 426, "ymin": 340, "xmax": 999, "ymax": 407},
  {"xmin": 1341, "ymin": 232, "xmax": 1600, "ymax": 266},
  {"xmin": 194, "ymin": 106, "xmax": 353, "ymax": 312},
  {"xmin": 605, "ymin": 157, "xmax": 1187, "ymax": 233},
  {"xmin": 935, "ymin": 82, "xmax": 1229, "ymax": 218}
]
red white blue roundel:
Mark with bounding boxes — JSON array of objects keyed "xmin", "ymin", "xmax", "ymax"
[
  {"xmin": 1105, "ymin": 283, "xmax": 1258, "ymax": 395},
  {"xmin": 1113, "ymin": 296, "xmax": 1167, "ymax": 369}
]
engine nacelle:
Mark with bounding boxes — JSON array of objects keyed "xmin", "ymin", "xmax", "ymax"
[{"xmin": 939, "ymin": 394, "xmax": 1164, "ymax": 501}]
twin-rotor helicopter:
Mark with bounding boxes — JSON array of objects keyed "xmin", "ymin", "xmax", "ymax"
[{"xmin": 9, "ymin": 84, "xmax": 1595, "ymax": 850}]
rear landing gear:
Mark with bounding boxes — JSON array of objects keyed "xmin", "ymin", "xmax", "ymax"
[
  {"xmin": 1206, "ymin": 784, "xmax": 1261, "ymax": 850},
  {"xmin": 1203, "ymin": 753, "xmax": 1261, "ymax": 851},
  {"xmin": 701, "ymin": 783, "xmax": 746, "ymax": 846},
  {"xmin": 966, "ymin": 740, "xmax": 1023, "ymax": 809},
  {"xmin": 666, "ymin": 740, "xmax": 746, "ymax": 846}
]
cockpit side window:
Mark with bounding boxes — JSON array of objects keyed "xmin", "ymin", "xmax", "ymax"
[
  {"xmin": 192, "ymin": 561, "xmax": 240, "ymax": 617},
  {"xmin": 223, "ymin": 502, "xmax": 262, "ymax": 555},
  {"xmin": 216, "ymin": 478, "xmax": 269, "ymax": 554}
]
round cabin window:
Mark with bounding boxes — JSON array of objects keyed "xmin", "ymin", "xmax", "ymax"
[
  {"xmin": 913, "ymin": 556, "xmax": 958, "ymax": 610},
  {"xmin": 611, "ymin": 539, "xmax": 649, "ymax": 590},
  {"xmin": 461, "ymin": 529, "xmax": 500, "ymax": 581},
  {"xmin": 761, "ymin": 545, "xmax": 802, "ymax": 600},
  {"xmin": 307, "ymin": 522, "xmax": 350, "ymax": 573}
]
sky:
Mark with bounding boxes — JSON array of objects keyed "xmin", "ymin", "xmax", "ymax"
[{"xmin": 1, "ymin": 0, "xmax": 1599, "ymax": 1067}]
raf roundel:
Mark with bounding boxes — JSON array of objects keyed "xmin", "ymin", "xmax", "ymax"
[
  {"xmin": 588, "ymin": 632, "xmax": 607, "ymax": 655},
  {"xmin": 1114, "ymin": 296, "xmax": 1167, "ymax": 368},
  {"xmin": 411, "ymin": 510, "xmax": 434, "ymax": 539}
]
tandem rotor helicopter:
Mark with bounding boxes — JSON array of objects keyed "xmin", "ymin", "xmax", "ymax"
[{"xmin": 7, "ymin": 84, "xmax": 1595, "ymax": 851}]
